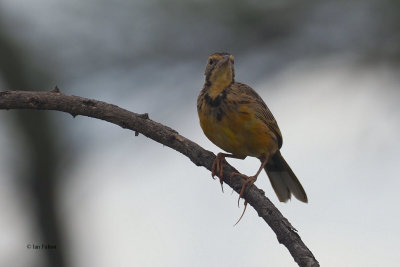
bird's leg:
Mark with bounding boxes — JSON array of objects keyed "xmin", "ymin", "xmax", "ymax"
[
  {"xmin": 231, "ymin": 158, "xmax": 268, "ymax": 205},
  {"xmin": 212, "ymin": 153, "xmax": 245, "ymax": 192},
  {"xmin": 231, "ymin": 157, "xmax": 269, "ymax": 225}
]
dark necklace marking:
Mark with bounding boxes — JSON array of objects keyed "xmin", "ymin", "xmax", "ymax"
[
  {"xmin": 203, "ymin": 89, "xmax": 228, "ymax": 121},
  {"xmin": 215, "ymin": 108, "xmax": 224, "ymax": 121},
  {"xmin": 204, "ymin": 89, "xmax": 227, "ymax": 107}
]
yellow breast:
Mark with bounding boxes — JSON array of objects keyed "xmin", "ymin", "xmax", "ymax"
[{"xmin": 198, "ymin": 98, "xmax": 278, "ymax": 158}]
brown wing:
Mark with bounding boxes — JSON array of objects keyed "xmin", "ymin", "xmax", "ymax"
[{"xmin": 229, "ymin": 82, "xmax": 283, "ymax": 148}]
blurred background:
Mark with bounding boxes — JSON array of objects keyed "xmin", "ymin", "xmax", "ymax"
[{"xmin": 1, "ymin": 0, "xmax": 399, "ymax": 266}]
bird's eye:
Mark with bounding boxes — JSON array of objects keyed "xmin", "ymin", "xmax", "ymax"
[{"xmin": 208, "ymin": 59, "xmax": 214, "ymax": 65}]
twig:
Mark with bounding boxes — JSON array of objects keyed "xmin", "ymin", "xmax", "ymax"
[{"xmin": 0, "ymin": 89, "xmax": 319, "ymax": 267}]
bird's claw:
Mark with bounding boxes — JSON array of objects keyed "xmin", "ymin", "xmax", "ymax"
[
  {"xmin": 230, "ymin": 172, "xmax": 257, "ymax": 206},
  {"xmin": 229, "ymin": 172, "xmax": 257, "ymax": 225},
  {"xmin": 211, "ymin": 153, "xmax": 226, "ymax": 192}
]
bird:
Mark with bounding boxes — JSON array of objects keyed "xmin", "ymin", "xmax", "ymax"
[{"xmin": 197, "ymin": 52, "xmax": 308, "ymax": 211}]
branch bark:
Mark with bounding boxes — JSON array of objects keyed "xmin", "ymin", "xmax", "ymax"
[{"xmin": 0, "ymin": 89, "xmax": 319, "ymax": 267}]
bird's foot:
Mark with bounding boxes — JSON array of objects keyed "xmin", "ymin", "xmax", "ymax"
[
  {"xmin": 230, "ymin": 172, "xmax": 257, "ymax": 205},
  {"xmin": 230, "ymin": 172, "xmax": 257, "ymax": 225},
  {"xmin": 211, "ymin": 153, "xmax": 226, "ymax": 192},
  {"xmin": 234, "ymin": 199, "xmax": 248, "ymax": 226}
]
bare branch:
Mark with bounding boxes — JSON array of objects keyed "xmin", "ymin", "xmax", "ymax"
[{"xmin": 0, "ymin": 90, "xmax": 319, "ymax": 267}]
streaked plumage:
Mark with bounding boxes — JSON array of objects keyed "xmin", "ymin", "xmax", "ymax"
[{"xmin": 197, "ymin": 52, "xmax": 307, "ymax": 203}]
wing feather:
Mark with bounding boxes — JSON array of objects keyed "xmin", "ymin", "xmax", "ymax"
[{"xmin": 228, "ymin": 83, "xmax": 283, "ymax": 148}]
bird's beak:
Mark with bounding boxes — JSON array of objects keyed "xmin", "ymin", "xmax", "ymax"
[{"xmin": 219, "ymin": 55, "xmax": 231, "ymax": 67}]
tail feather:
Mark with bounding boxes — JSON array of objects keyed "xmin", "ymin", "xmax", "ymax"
[{"xmin": 264, "ymin": 151, "xmax": 308, "ymax": 203}]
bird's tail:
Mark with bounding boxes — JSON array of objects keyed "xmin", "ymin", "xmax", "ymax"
[{"xmin": 264, "ymin": 151, "xmax": 308, "ymax": 203}]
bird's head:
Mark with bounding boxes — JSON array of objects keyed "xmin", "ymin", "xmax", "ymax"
[{"xmin": 204, "ymin": 52, "xmax": 235, "ymax": 90}]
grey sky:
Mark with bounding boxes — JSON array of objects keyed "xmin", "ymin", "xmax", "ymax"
[{"xmin": 1, "ymin": 0, "xmax": 399, "ymax": 266}]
